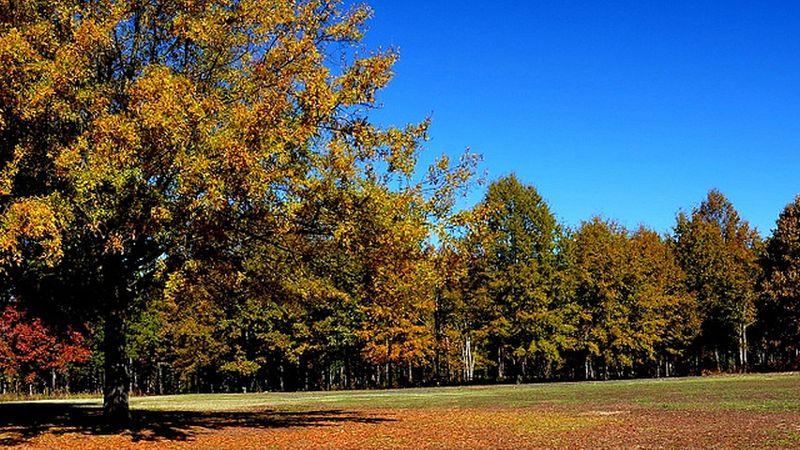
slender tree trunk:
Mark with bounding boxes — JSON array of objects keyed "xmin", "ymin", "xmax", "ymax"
[
  {"xmin": 157, "ymin": 363, "xmax": 164, "ymax": 395},
  {"xmin": 463, "ymin": 336, "xmax": 474, "ymax": 382},
  {"xmin": 386, "ymin": 340, "xmax": 394, "ymax": 388},
  {"xmin": 103, "ymin": 301, "xmax": 130, "ymax": 427},
  {"xmin": 739, "ymin": 323, "xmax": 748, "ymax": 372},
  {"xmin": 445, "ymin": 335, "xmax": 452, "ymax": 383},
  {"xmin": 497, "ymin": 347, "xmax": 504, "ymax": 381},
  {"xmin": 585, "ymin": 355, "xmax": 590, "ymax": 380}
]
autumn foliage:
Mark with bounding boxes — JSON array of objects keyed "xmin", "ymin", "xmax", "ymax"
[
  {"xmin": 0, "ymin": 1, "xmax": 799, "ymax": 427},
  {"xmin": 0, "ymin": 306, "xmax": 89, "ymax": 388}
]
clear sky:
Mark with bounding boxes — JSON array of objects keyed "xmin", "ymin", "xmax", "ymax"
[{"xmin": 356, "ymin": 0, "xmax": 800, "ymax": 235}]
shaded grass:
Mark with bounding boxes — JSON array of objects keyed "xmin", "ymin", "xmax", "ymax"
[{"xmin": 0, "ymin": 402, "xmax": 392, "ymax": 446}]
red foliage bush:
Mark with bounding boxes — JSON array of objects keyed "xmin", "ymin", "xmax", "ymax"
[{"xmin": 0, "ymin": 306, "xmax": 90, "ymax": 383}]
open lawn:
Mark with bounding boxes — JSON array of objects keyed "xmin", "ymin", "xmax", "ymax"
[{"xmin": 2, "ymin": 373, "xmax": 800, "ymax": 448}]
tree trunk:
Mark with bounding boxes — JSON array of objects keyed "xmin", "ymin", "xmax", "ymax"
[
  {"xmin": 462, "ymin": 336, "xmax": 474, "ymax": 382},
  {"xmin": 157, "ymin": 363, "xmax": 164, "ymax": 395},
  {"xmin": 739, "ymin": 323, "xmax": 748, "ymax": 372},
  {"xmin": 103, "ymin": 303, "xmax": 131, "ymax": 427},
  {"xmin": 386, "ymin": 340, "xmax": 393, "ymax": 388},
  {"xmin": 585, "ymin": 356, "xmax": 590, "ymax": 380},
  {"xmin": 497, "ymin": 347, "xmax": 504, "ymax": 381}
]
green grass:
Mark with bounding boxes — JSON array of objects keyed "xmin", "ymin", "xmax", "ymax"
[
  {"xmin": 3, "ymin": 374, "xmax": 799, "ymax": 448},
  {"xmin": 9, "ymin": 372, "xmax": 799, "ymax": 413}
]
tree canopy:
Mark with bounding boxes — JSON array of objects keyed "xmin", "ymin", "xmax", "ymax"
[{"xmin": 0, "ymin": 0, "xmax": 475, "ymax": 422}]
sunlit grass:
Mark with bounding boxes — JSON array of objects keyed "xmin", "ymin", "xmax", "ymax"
[{"xmin": 4, "ymin": 372, "xmax": 798, "ymax": 413}]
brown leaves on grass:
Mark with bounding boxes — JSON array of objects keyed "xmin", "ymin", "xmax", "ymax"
[{"xmin": 3, "ymin": 402, "xmax": 799, "ymax": 449}]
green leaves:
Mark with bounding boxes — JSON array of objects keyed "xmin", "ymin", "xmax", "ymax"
[{"xmin": 674, "ymin": 190, "xmax": 761, "ymax": 370}]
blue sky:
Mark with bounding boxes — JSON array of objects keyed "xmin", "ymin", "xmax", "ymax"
[{"xmin": 355, "ymin": 0, "xmax": 800, "ymax": 235}]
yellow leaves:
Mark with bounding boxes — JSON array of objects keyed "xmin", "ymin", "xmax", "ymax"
[
  {"xmin": 0, "ymin": 146, "xmax": 23, "ymax": 196},
  {"xmin": 324, "ymin": 139, "xmax": 357, "ymax": 177},
  {"xmin": 297, "ymin": 65, "xmax": 336, "ymax": 124},
  {"xmin": 174, "ymin": 4, "xmax": 231, "ymax": 45},
  {"xmin": 0, "ymin": 197, "xmax": 63, "ymax": 265},
  {"xmin": 130, "ymin": 66, "xmax": 206, "ymax": 141},
  {"xmin": 0, "ymin": 27, "xmax": 37, "ymax": 96},
  {"xmin": 383, "ymin": 121, "xmax": 426, "ymax": 177},
  {"xmin": 325, "ymin": 4, "xmax": 373, "ymax": 42},
  {"xmin": 220, "ymin": 358, "xmax": 260, "ymax": 376},
  {"xmin": 335, "ymin": 51, "xmax": 397, "ymax": 107},
  {"xmin": 7, "ymin": 3, "xmax": 118, "ymax": 124},
  {"xmin": 70, "ymin": 2, "xmax": 121, "ymax": 56},
  {"xmin": 55, "ymin": 114, "xmax": 141, "ymax": 198},
  {"xmin": 0, "ymin": 2, "xmax": 479, "ymax": 382},
  {"xmin": 150, "ymin": 206, "xmax": 172, "ymax": 224}
]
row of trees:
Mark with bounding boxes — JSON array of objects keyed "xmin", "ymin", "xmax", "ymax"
[
  {"xmin": 4, "ymin": 175, "xmax": 800, "ymax": 395},
  {"xmin": 1, "ymin": 0, "xmax": 799, "ymax": 426}
]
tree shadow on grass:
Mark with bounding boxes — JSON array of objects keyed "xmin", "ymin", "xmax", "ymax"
[{"xmin": 0, "ymin": 401, "xmax": 394, "ymax": 446}]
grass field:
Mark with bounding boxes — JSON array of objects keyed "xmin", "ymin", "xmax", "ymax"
[{"xmin": 2, "ymin": 373, "xmax": 800, "ymax": 448}]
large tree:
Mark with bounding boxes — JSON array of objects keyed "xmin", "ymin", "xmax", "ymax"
[
  {"xmin": 463, "ymin": 175, "xmax": 575, "ymax": 381},
  {"xmin": 673, "ymin": 190, "xmax": 761, "ymax": 371},
  {"xmin": 569, "ymin": 219, "xmax": 695, "ymax": 379},
  {"xmin": 760, "ymin": 196, "xmax": 800, "ymax": 367},
  {"xmin": 629, "ymin": 227, "xmax": 699, "ymax": 376},
  {"xmin": 0, "ymin": 0, "xmax": 474, "ymax": 423},
  {"xmin": 570, "ymin": 218, "xmax": 637, "ymax": 379}
]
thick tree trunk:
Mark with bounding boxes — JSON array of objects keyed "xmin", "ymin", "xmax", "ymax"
[{"xmin": 103, "ymin": 303, "xmax": 130, "ymax": 427}]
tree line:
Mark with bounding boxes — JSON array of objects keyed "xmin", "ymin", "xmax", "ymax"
[
  {"xmin": 4, "ymin": 175, "xmax": 800, "ymax": 396},
  {"xmin": 1, "ymin": 0, "xmax": 799, "ymax": 425}
]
